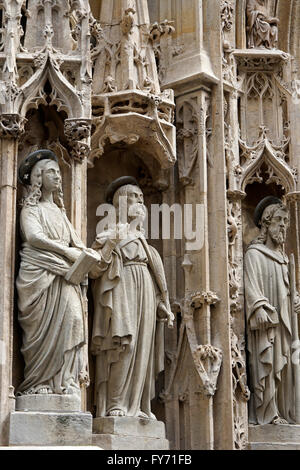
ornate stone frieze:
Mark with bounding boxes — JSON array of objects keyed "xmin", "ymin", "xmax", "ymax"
[{"xmin": 235, "ymin": 51, "xmax": 289, "ymax": 72}]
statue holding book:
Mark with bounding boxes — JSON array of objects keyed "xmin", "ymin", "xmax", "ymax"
[
  {"xmin": 17, "ymin": 150, "xmax": 99, "ymax": 397},
  {"xmin": 244, "ymin": 197, "xmax": 300, "ymax": 425},
  {"xmin": 90, "ymin": 177, "xmax": 174, "ymax": 419}
]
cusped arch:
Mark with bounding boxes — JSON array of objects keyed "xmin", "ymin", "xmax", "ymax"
[
  {"xmin": 240, "ymin": 138, "xmax": 296, "ymax": 194},
  {"xmin": 15, "ymin": 53, "xmax": 84, "ymax": 119}
]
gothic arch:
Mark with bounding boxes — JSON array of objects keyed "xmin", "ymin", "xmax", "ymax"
[
  {"xmin": 15, "ymin": 53, "xmax": 84, "ymax": 118},
  {"xmin": 240, "ymin": 136, "xmax": 296, "ymax": 193}
]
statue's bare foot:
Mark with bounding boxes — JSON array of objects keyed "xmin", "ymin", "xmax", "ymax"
[
  {"xmin": 36, "ymin": 386, "xmax": 53, "ymax": 395},
  {"xmin": 108, "ymin": 409, "xmax": 126, "ymax": 417},
  {"xmin": 272, "ymin": 416, "xmax": 288, "ymax": 425}
]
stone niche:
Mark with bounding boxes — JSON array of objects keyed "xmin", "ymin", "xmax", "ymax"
[
  {"xmin": 86, "ymin": 144, "xmax": 167, "ymax": 420},
  {"xmin": 242, "ymin": 180, "xmax": 285, "ymax": 251},
  {"xmin": 13, "ymin": 103, "xmax": 73, "ymax": 396}
]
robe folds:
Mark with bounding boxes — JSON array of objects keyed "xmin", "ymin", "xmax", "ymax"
[
  {"xmin": 91, "ymin": 233, "xmax": 166, "ymax": 418},
  {"xmin": 246, "ymin": 0, "xmax": 278, "ymax": 49},
  {"xmin": 16, "ymin": 204, "xmax": 86, "ymax": 395},
  {"xmin": 244, "ymin": 244, "xmax": 296, "ymax": 424}
]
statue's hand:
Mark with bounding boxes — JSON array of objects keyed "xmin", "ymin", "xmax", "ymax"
[
  {"xmin": 157, "ymin": 301, "xmax": 175, "ymax": 328},
  {"xmin": 97, "ymin": 223, "xmax": 130, "ymax": 245},
  {"xmin": 255, "ymin": 307, "xmax": 271, "ymax": 330},
  {"xmin": 64, "ymin": 247, "xmax": 83, "ymax": 263},
  {"xmin": 84, "ymin": 248, "xmax": 101, "ymax": 262}
]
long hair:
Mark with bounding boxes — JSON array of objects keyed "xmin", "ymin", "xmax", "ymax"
[
  {"xmin": 249, "ymin": 203, "xmax": 288, "ymax": 246},
  {"xmin": 21, "ymin": 159, "xmax": 65, "ymax": 211}
]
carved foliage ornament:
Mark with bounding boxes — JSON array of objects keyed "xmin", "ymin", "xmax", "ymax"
[
  {"xmin": 64, "ymin": 118, "xmax": 91, "ymax": 162},
  {"xmin": 192, "ymin": 344, "xmax": 223, "ymax": 397},
  {"xmin": 221, "ymin": 0, "xmax": 234, "ymax": 33},
  {"xmin": 0, "ymin": 114, "xmax": 27, "ymax": 139}
]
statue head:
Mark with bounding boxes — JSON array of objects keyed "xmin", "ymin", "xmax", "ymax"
[
  {"xmin": 113, "ymin": 184, "xmax": 147, "ymax": 223},
  {"xmin": 19, "ymin": 150, "xmax": 64, "ymax": 209},
  {"xmin": 106, "ymin": 176, "xmax": 146, "ymax": 226},
  {"xmin": 252, "ymin": 199, "xmax": 289, "ymax": 248}
]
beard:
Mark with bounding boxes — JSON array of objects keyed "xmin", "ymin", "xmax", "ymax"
[
  {"xmin": 269, "ymin": 228, "xmax": 286, "ymax": 246},
  {"xmin": 128, "ymin": 203, "xmax": 146, "ymax": 220}
]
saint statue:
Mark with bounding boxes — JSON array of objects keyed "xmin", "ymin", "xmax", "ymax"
[
  {"xmin": 17, "ymin": 150, "xmax": 98, "ymax": 397},
  {"xmin": 90, "ymin": 177, "xmax": 174, "ymax": 419},
  {"xmin": 246, "ymin": 0, "xmax": 279, "ymax": 49},
  {"xmin": 245, "ymin": 197, "xmax": 300, "ymax": 425}
]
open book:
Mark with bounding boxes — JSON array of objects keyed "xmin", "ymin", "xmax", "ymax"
[{"xmin": 65, "ymin": 250, "xmax": 100, "ymax": 285}]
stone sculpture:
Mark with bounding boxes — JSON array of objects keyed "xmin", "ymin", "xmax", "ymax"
[
  {"xmin": 244, "ymin": 196, "xmax": 300, "ymax": 425},
  {"xmin": 90, "ymin": 177, "xmax": 174, "ymax": 419},
  {"xmin": 246, "ymin": 0, "xmax": 279, "ymax": 49},
  {"xmin": 16, "ymin": 150, "xmax": 98, "ymax": 397}
]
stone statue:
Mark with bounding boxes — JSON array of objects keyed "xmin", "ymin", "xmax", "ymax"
[
  {"xmin": 90, "ymin": 176, "xmax": 174, "ymax": 419},
  {"xmin": 16, "ymin": 150, "xmax": 98, "ymax": 397},
  {"xmin": 246, "ymin": 0, "xmax": 279, "ymax": 49},
  {"xmin": 244, "ymin": 197, "xmax": 300, "ymax": 425}
]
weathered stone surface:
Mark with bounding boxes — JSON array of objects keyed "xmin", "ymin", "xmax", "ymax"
[
  {"xmin": 92, "ymin": 416, "xmax": 169, "ymax": 450},
  {"xmin": 248, "ymin": 442, "xmax": 300, "ymax": 450},
  {"xmin": 15, "ymin": 394, "xmax": 82, "ymax": 413},
  {"xmin": 9, "ymin": 412, "xmax": 92, "ymax": 447},
  {"xmin": 92, "ymin": 434, "xmax": 169, "ymax": 451},
  {"xmin": 93, "ymin": 417, "xmax": 166, "ymax": 438},
  {"xmin": 248, "ymin": 424, "xmax": 300, "ymax": 450},
  {"xmin": 249, "ymin": 424, "xmax": 300, "ymax": 443}
]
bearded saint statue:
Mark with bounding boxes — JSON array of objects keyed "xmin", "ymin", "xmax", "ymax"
[
  {"xmin": 90, "ymin": 176, "xmax": 174, "ymax": 419},
  {"xmin": 245, "ymin": 196, "xmax": 300, "ymax": 425}
]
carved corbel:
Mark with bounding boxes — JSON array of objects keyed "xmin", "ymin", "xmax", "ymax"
[
  {"xmin": 192, "ymin": 344, "xmax": 223, "ymax": 397},
  {"xmin": 190, "ymin": 291, "xmax": 220, "ymax": 309},
  {"xmin": 0, "ymin": 114, "xmax": 27, "ymax": 139},
  {"xmin": 183, "ymin": 293, "xmax": 223, "ymax": 396},
  {"xmin": 64, "ymin": 118, "xmax": 91, "ymax": 162}
]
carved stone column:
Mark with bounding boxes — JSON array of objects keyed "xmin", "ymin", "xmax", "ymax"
[
  {"xmin": 64, "ymin": 117, "xmax": 91, "ymax": 411},
  {"xmin": 0, "ymin": 113, "xmax": 26, "ymax": 445},
  {"xmin": 64, "ymin": 118, "xmax": 91, "ymax": 241}
]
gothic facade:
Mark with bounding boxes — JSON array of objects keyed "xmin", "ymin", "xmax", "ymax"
[{"xmin": 1, "ymin": 0, "xmax": 300, "ymax": 450}]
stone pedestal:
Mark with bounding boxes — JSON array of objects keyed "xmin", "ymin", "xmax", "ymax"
[
  {"xmin": 92, "ymin": 417, "xmax": 170, "ymax": 450},
  {"xmin": 9, "ymin": 411, "xmax": 92, "ymax": 447},
  {"xmin": 248, "ymin": 424, "xmax": 300, "ymax": 450},
  {"xmin": 15, "ymin": 394, "xmax": 81, "ymax": 412}
]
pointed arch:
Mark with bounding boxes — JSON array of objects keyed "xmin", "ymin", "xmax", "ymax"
[
  {"xmin": 15, "ymin": 53, "xmax": 84, "ymax": 118},
  {"xmin": 240, "ymin": 138, "xmax": 296, "ymax": 193}
]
